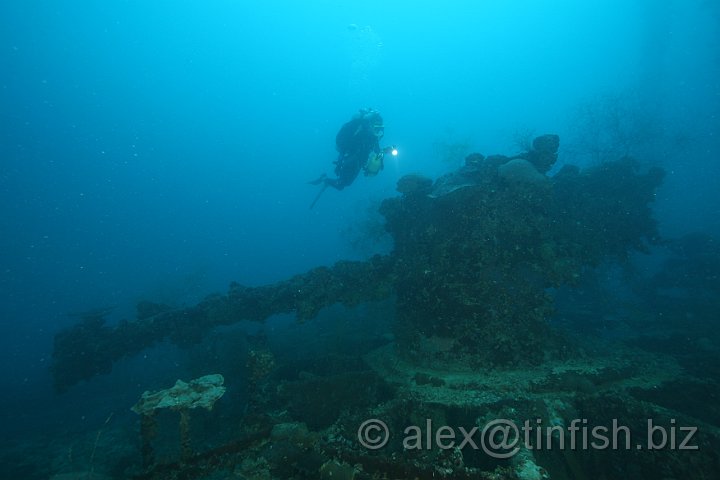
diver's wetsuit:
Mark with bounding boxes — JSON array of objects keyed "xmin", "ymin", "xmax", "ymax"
[{"xmin": 325, "ymin": 113, "xmax": 382, "ymax": 190}]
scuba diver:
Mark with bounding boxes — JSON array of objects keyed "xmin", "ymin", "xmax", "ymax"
[{"xmin": 309, "ymin": 108, "xmax": 396, "ymax": 208}]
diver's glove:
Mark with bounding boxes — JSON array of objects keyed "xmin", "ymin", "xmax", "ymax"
[{"xmin": 382, "ymin": 145, "xmax": 397, "ymax": 156}]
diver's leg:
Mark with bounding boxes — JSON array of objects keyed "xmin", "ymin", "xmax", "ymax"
[
  {"xmin": 308, "ymin": 173, "xmax": 327, "ymax": 185},
  {"xmin": 324, "ymin": 177, "xmax": 344, "ymax": 190},
  {"xmin": 334, "ymin": 156, "xmax": 361, "ymax": 189}
]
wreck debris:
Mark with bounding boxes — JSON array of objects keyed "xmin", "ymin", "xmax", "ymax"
[
  {"xmin": 52, "ymin": 257, "xmax": 395, "ymax": 391},
  {"xmin": 131, "ymin": 374, "xmax": 226, "ymax": 466},
  {"xmin": 52, "ymin": 136, "xmax": 662, "ymax": 388}
]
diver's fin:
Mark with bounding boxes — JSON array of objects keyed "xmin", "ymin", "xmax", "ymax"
[
  {"xmin": 308, "ymin": 173, "xmax": 327, "ymax": 186},
  {"xmin": 310, "ymin": 183, "xmax": 329, "ymax": 209}
]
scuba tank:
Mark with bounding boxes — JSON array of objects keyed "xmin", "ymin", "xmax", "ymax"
[
  {"xmin": 364, "ymin": 145, "xmax": 397, "ymax": 176},
  {"xmin": 364, "ymin": 151, "xmax": 384, "ymax": 176}
]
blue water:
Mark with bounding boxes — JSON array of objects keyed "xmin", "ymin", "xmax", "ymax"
[{"xmin": 1, "ymin": 0, "xmax": 718, "ymax": 468}]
